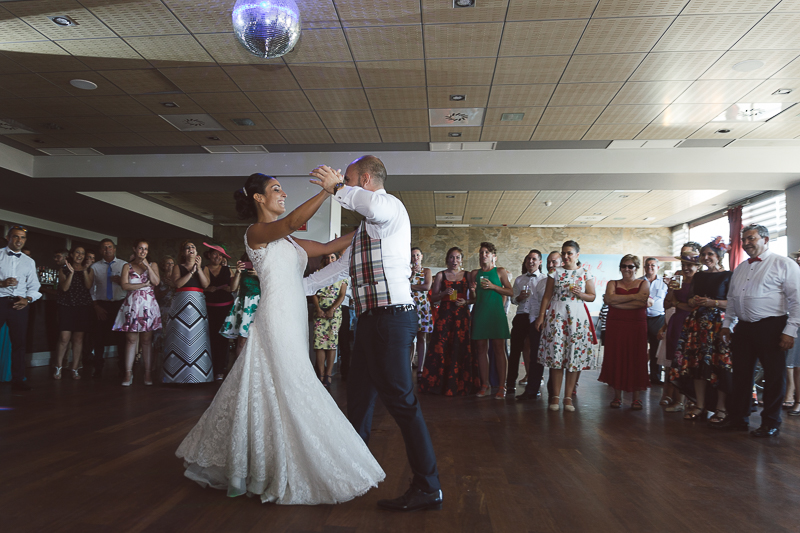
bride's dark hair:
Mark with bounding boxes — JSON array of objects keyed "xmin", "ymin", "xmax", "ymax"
[{"xmin": 234, "ymin": 173, "xmax": 276, "ymax": 220}]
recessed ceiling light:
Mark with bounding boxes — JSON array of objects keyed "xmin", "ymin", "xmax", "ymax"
[
  {"xmin": 232, "ymin": 118, "xmax": 255, "ymax": 126},
  {"xmin": 453, "ymin": 0, "xmax": 475, "ymax": 7},
  {"xmin": 448, "ymin": 132, "xmax": 462, "ymax": 137},
  {"xmin": 49, "ymin": 16, "xmax": 77, "ymax": 26},
  {"xmin": 449, "ymin": 95, "xmax": 465, "ymax": 101},
  {"xmin": 446, "ymin": 212, "xmax": 453, "ymax": 215},
  {"xmin": 732, "ymin": 60, "xmax": 765, "ymax": 72},
  {"xmin": 715, "ymin": 129, "xmax": 731, "ymax": 134},
  {"xmin": 207, "ymin": 136, "xmax": 220, "ymax": 140},
  {"xmin": 470, "ymin": 217, "xmax": 483, "ymax": 220},
  {"xmin": 772, "ymin": 88, "xmax": 794, "ymax": 95},
  {"xmin": 70, "ymin": 79, "xmax": 97, "ymax": 90},
  {"xmin": 501, "ymin": 113, "xmax": 525, "ymax": 122},
  {"xmin": 445, "ymin": 195, "xmax": 455, "ymax": 198},
  {"xmin": 643, "ymin": 217, "xmax": 655, "ymax": 221},
  {"xmin": 593, "ymin": 212, "xmax": 602, "ymax": 215},
  {"xmin": 161, "ymin": 102, "xmax": 179, "ymax": 108},
  {"xmin": 619, "ymin": 195, "xmax": 629, "ymax": 198},
  {"xmin": 544, "ymin": 200, "xmax": 552, "ymax": 207}
]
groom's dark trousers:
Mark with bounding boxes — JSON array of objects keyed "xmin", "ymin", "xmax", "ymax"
[{"xmin": 347, "ymin": 306, "xmax": 441, "ymax": 493}]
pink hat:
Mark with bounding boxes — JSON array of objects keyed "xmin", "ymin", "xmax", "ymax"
[{"xmin": 203, "ymin": 242, "xmax": 230, "ymax": 259}]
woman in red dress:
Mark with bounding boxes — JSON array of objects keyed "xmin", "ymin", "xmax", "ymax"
[{"xmin": 599, "ymin": 254, "xmax": 651, "ymax": 409}]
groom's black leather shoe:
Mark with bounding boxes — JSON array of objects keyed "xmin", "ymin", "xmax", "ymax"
[{"xmin": 377, "ymin": 487, "xmax": 443, "ymax": 511}]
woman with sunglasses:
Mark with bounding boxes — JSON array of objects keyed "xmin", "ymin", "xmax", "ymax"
[{"xmin": 598, "ymin": 255, "xmax": 651, "ymax": 409}]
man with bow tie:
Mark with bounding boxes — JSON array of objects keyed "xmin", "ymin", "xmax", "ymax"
[
  {"xmin": 0, "ymin": 225, "xmax": 41, "ymax": 391},
  {"xmin": 711, "ymin": 224, "xmax": 800, "ymax": 437}
]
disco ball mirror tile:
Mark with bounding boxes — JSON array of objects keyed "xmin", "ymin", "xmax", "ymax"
[{"xmin": 232, "ymin": 0, "xmax": 301, "ymax": 59}]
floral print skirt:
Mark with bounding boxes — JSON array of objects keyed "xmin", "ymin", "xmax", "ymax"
[
  {"xmin": 538, "ymin": 301, "xmax": 595, "ymax": 372},
  {"xmin": 675, "ymin": 307, "xmax": 732, "ymax": 392}
]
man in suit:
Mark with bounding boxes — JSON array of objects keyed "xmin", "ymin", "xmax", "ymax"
[
  {"xmin": 711, "ymin": 224, "xmax": 800, "ymax": 437},
  {"xmin": 306, "ymin": 156, "xmax": 442, "ymax": 511}
]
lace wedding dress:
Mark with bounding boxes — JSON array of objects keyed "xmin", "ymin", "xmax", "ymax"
[{"xmin": 176, "ymin": 234, "xmax": 385, "ymax": 504}]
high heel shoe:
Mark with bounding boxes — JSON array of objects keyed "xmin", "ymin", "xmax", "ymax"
[
  {"xmin": 563, "ymin": 397, "xmax": 575, "ymax": 412},
  {"xmin": 322, "ymin": 374, "xmax": 332, "ymax": 388},
  {"xmin": 549, "ymin": 397, "xmax": 560, "ymax": 411},
  {"xmin": 476, "ymin": 385, "xmax": 491, "ymax": 398},
  {"xmin": 144, "ymin": 371, "xmax": 153, "ymax": 386},
  {"xmin": 494, "ymin": 386, "xmax": 506, "ymax": 400},
  {"xmin": 121, "ymin": 371, "xmax": 133, "ymax": 387},
  {"xmin": 71, "ymin": 368, "xmax": 81, "ymax": 380},
  {"xmin": 53, "ymin": 366, "xmax": 62, "ymax": 380}
]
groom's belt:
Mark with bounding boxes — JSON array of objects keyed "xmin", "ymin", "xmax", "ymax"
[{"xmin": 361, "ymin": 303, "xmax": 415, "ymax": 316}]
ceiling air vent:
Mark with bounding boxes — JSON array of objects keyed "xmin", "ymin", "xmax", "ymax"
[
  {"xmin": 160, "ymin": 114, "xmax": 225, "ymax": 132},
  {"xmin": 203, "ymin": 145, "xmax": 269, "ymax": 154},
  {"xmin": 429, "ymin": 108, "xmax": 485, "ymax": 127},
  {"xmin": 38, "ymin": 148, "xmax": 104, "ymax": 156},
  {"xmin": 430, "ymin": 142, "xmax": 496, "ymax": 151}
]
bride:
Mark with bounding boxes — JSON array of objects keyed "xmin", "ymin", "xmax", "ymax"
[{"xmin": 176, "ymin": 172, "xmax": 385, "ymax": 504}]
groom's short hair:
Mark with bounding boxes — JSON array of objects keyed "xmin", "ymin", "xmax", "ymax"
[{"xmin": 353, "ymin": 155, "xmax": 387, "ymax": 186}]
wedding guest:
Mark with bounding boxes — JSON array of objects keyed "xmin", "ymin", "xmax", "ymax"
[
  {"xmin": 599, "ymin": 255, "xmax": 650, "ymax": 409},
  {"xmin": 470, "ymin": 242, "xmax": 513, "ymax": 399},
  {"xmin": 311, "ymin": 253, "xmax": 347, "ymax": 388},
  {"xmin": 787, "ymin": 249, "xmax": 800, "ymax": 416},
  {"xmin": 53, "ymin": 248, "xmax": 69, "ymax": 269},
  {"xmin": 410, "ymin": 247, "xmax": 432, "ymax": 374},
  {"xmin": 712, "ymin": 224, "xmax": 800, "ymax": 438},
  {"xmin": 642, "ymin": 258, "xmax": 669, "ymax": 383},
  {"xmin": 163, "ymin": 241, "xmax": 212, "ymax": 383},
  {"xmin": 507, "ymin": 250, "xmax": 544, "ymax": 396},
  {"xmin": 203, "ymin": 243, "xmax": 238, "ymax": 381},
  {"xmin": 53, "ymin": 245, "xmax": 94, "ymax": 380},
  {"xmin": 84, "ymin": 251, "xmax": 96, "ymax": 268},
  {"xmin": 535, "ymin": 240, "xmax": 596, "ymax": 412},
  {"xmin": 518, "ymin": 251, "xmax": 561, "ymax": 401},
  {"xmin": 153, "ymin": 255, "xmax": 176, "ymax": 374},
  {"xmin": 221, "ymin": 254, "xmax": 261, "ymax": 363},
  {"xmin": 89, "ymin": 238, "xmax": 127, "ymax": 379},
  {"xmin": 675, "ymin": 239, "xmax": 732, "ymax": 422},
  {"xmin": 419, "ymin": 247, "xmax": 480, "ymax": 396},
  {"xmin": 0, "ymin": 225, "xmax": 41, "ymax": 391}
]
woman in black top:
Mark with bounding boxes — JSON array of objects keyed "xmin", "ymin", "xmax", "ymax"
[
  {"xmin": 53, "ymin": 246, "xmax": 95, "ymax": 380},
  {"xmin": 202, "ymin": 243, "xmax": 240, "ymax": 381},
  {"xmin": 675, "ymin": 239, "xmax": 733, "ymax": 422}
]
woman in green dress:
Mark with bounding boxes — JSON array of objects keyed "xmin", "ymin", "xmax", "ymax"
[
  {"xmin": 470, "ymin": 241, "xmax": 514, "ymax": 399},
  {"xmin": 220, "ymin": 254, "xmax": 261, "ymax": 363}
]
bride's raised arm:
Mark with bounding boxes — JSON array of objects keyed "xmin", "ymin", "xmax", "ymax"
[{"xmin": 292, "ymin": 231, "xmax": 355, "ymax": 258}]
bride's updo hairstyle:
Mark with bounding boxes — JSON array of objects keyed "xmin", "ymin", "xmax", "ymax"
[{"xmin": 234, "ymin": 173, "xmax": 276, "ymax": 219}]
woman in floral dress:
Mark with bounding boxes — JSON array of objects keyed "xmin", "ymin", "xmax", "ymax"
[
  {"xmin": 419, "ymin": 246, "xmax": 481, "ymax": 396},
  {"xmin": 534, "ymin": 240, "xmax": 596, "ymax": 412},
  {"xmin": 113, "ymin": 239, "xmax": 162, "ymax": 386},
  {"xmin": 311, "ymin": 253, "xmax": 348, "ymax": 388},
  {"xmin": 410, "ymin": 247, "xmax": 433, "ymax": 374},
  {"xmin": 220, "ymin": 254, "xmax": 261, "ymax": 363}
]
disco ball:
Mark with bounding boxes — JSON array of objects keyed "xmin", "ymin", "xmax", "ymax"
[{"xmin": 232, "ymin": 0, "xmax": 301, "ymax": 59}]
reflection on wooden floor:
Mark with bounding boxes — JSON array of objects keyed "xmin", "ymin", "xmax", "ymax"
[{"xmin": 1, "ymin": 365, "xmax": 799, "ymax": 533}]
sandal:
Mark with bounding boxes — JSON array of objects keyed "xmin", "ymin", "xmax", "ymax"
[
  {"xmin": 494, "ymin": 387, "xmax": 506, "ymax": 400},
  {"xmin": 789, "ymin": 406, "xmax": 800, "ymax": 416},
  {"xmin": 683, "ymin": 407, "xmax": 706, "ymax": 420},
  {"xmin": 631, "ymin": 399, "xmax": 643, "ymax": 410},
  {"xmin": 783, "ymin": 401, "xmax": 795, "ymax": 409},
  {"xmin": 659, "ymin": 396, "xmax": 672, "ymax": 406},
  {"xmin": 563, "ymin": 397, "xmax": 575, "ymax": 412},
  {"xmin": 708, "ymin": 409, "xmax": 728, "ymax": 423},
  {"xmin": 476, "ymin": 385, "xmax": 491, "ymax": 398},
  {"xmin": 610, "ymin": 398, "xmax": 622, "ymax": 408},
  {"xmin": 665, "ymin": 402, "xmax": 685, "ymax": 412},
  {"xmin": 549, "ymin": 397, "xmax": 560, "ymax": 411},
  {"xmin": 53, "ymin": 366, "xmax": 62, "ymax": 380},
  {"xmin": 322, "ymin": 374, "xmax": 332, "ymax": 388},
  {"xmin": 70, "ymin": 368, "xmax": 81, "ymax": 380}
]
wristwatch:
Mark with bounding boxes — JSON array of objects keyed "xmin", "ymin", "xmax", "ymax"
[{"xmin": 332, "ymin": 182, "xmax": 345, "ymax": 194}]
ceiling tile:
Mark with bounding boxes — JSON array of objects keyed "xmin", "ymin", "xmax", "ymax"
[
  {"xmin": 561, "ymin": 53, "xmax": 646, "ymax": 83},
  {"xmin": 740, "ymin": 80, "xmax": 800, "ymax": 102},
  {"xmin": 653, "ymin": 14, "xmax": 762, "ymax": 51},
  {"xmin": 54, "ymin": 38, "xmax": 149, "ymax": 70},
  {"xmin": 97, "ymin": 69, "xmax": 178, "ymax": 95},
  {"xmin": 0, "ymin": 8, "xmax": 47, "ymax": 43},
  {"xmin": 188, "ymin": 92, "xmax": 258, "ymax": 113},
  {"xmin": 517, "ymin": 191, "xmax": 574, "ymax": 225},
  {"xmin": 493, "ymin": 56, "xmax": 570, "ymax": 85},
  {"xmin": 184, "ymin": 130, "xmax": 242, "ymax": 145},
  {"xmin": 463, "ymin": 191, "xmax": 503, "ymax": 223},
  {"xmin": 0, "ymin": 54, "xmax": 29, "ymax": 75},
  {"xmin": 16, "ymin": 115, "xmax": 130, "ymax": 134},
  {"xmin": 232, "ymin": 130, "xmax": 287, "ymax": 144},
  {"xmin": 329, "ymin": 128, "xmax": 382, "ymax": 143},
  {"xmin": 289, "ymin": 62, "xmax": 362, "ymax": 89},
  {"xmin": 611, "ymin": 80, "xmax": 694, "ymax": 105},
  {"xmin": 488, "ymin": 85, "xmax": 556, "ymax": 107},
  {"xmin": 317, "ymin": 110, "xmax": 376, "ymax": 129},
  {"xmin": 489, "ymin": 191, "xmax": 537, "ymax": 225},
  {"xmin": 673, "ymin": 79, "xmax": 763, "ymax": 104},
  {"xmin": 549, "ymin": 83, "xmax": 623, "ymax": 106},
  {"xmin": 0, "ymin": 73, "xmax": 69, "ymax": 98},
  {"xmin": 140, "ymin": 131, "xmax": 197, "ymax": 146},
  {"xmin": 357, "ymin": 60, "xmax": 426, "ymax": 88},
  {"xmin": 583, "ymin": 123, "xmax": 648, "ymax": 140},
  {"xmin": 372, "ymin": 109, "xmax": 429, "ymax": 128},
  {"xmin": 688, "ymin": 122, "xmax": 762, "ymax": 138},
  {"xmin": 635, "ymin": 123, "xmax": 703, "ymax": 139},
  {"xmin": 480, "ymin": 126, "xmax": 534, "ymax": 141},
  {"xmin": 295, "ymin": 0, "xmax": 339, "ymax": 29},
  {"xmin": 133, "ymin": 94, "xmax": 206, "ymax": 115},
  {"xmin": 483, "ymin": 107, "xmax": 545, "ymax": 126},
  {"xmin": 81, "ymin": 96, "xmax": 153, "ymax": 116},
  {"xmin": 400, "ymin": 192, "xmax": 435, "ymax": 225},
  {"xmin": 365, "ymin": 87, "xmax": 428, "ymax": 109},
  {"xmin": 283, "ymin": 28, "xmax": 353, "ymax": 64},
  {"xmin": 3, "ymin": 0, "xmax": 114, "ymax": 40},
  {"xmin": 247, "ymin": 90, "xmax": 313, "ymax": 112},
  {"xmin": 0, "ymin": 41, "xmax": 88, "ymax": 72},
  {"xmin": 210, "ymin": 112, "xmax": 273, "ymax": 130},
  {"xmin": 378, "ymin": 127, "xmax": 430, "ymax": 142},
  {"xmin": 90, "ymin": 132, "xmax": 153, "ymax": 147},
  {"xmin": 164, "ymin": 0, "xmax": 231, "ymax": 33},
  {"xmin": 576, "ymin": 17, "xmax": 674, "ymax": 54},
  {"xmin": 543, "ymin": 191, "xmax": 606, "ymax": 225},
  {"xmin": 427, "ymin": 86, "xmax": 490, "ymax": 108},
  {"xmin": 683, "ymin": 0, "xmax": 780, "ymax": 14},
  {"xmin": 422, "ymin": 0, "xmax": 509, "ymax": 23},
  {"xmin": 500, "ymin": 20, "xmax": 587, "ymax": 56},
  {"xmin": 430, "ymin": 127, "xmax": 481, "ymax": 142},
  {"xmin": 425, "ymin": 23, "xmax": 504, "ymax": 59},
  {"xmin": 194, "ymin": 33, "xmax": 268, "ymax": 65},
  {"xmin": 531, "ymin": 125, "xmax": 590, "ymax": 140},
  {"xmin": 742, "ymin": 121, "xmax": 800, "ymax": 138},
  {"xmin": 344, "ymin": 26, "xmax": 424, "ymax": 61},
  {"xmin": 433, "ymin": 192, "xmax": 467, "ymax": 216},
  {"xmin": 700, "ymin": 50, "xmax": 800, "ymax": 80},
  {"xmin": 596, "ymin": 104, "xmax": 668, "ymax": 123},
  {"xmin": 305, "ymin": 89, "xmax": 370, "ymax": 110},
  {"xmin": 336, "ymin": 0, "xmax": 421, "ymax": 26},
  {"xmin": 125, "ymin": 35, "xmax": 214, "ymax": 67},
  {"xmin": 265, "ymin": 111, "xmax": 325, "ymax": 130},
  {"xmin": 38, "ymin": 71, "xmax": 124, "ymax": 97},
  {"xmin": 506, "ymin": 0, "xmax": 597, "ymax": 20},
  {"xmin": 631, "ymin": 51, "xmax": 725, "ymax": 81},
  {"xmin": 111, "ymin": 114, "xmax": 181, "ymax": 132},
  {"xmin": 223, "ymin": 63, "xmax": 300, "ymax": 91},
  {"xmin": 773, "ymin": 56, "xmax": 800, "ymax": 78},
  {"xmin": 426, "ymin": 58, "xmax": 496, "ymax": 86},
  {"xmin": 594, "ymin": 0, "xmax": 688, "ymax": 17},
  {"xmin": 734, "ymin": 13, "xmax": 800, "ymax": 49},
  {"xmin": 82, "ymin": 0, "xmax": 187, "ymax": 36},
  {"xmin": 539, "ymin": 106, "xmax": 605, "ymax": 125},
  {"xmin": 656, "ymin": 103, "xmax": 730, "ymax": 123},
  {"xmin": 8, "ymin": 132, "xmax": 104, "ymax": 148},
  {"xmin": 160, "ymin": 66, "xmax": 239, "ymax": 93},
  {"xmin": 280, "ymin": 129, "xmax": 334, "ymax": 144}
]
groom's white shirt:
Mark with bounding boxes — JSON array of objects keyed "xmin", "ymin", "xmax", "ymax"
[{"xmin": 304, "ymin": 186, "xmax": 413, "ymax": 306}]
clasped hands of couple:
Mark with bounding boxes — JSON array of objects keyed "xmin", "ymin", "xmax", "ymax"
[{"xmin": 309, "ymin": 165, "xmax": 345, "ymax": 194}]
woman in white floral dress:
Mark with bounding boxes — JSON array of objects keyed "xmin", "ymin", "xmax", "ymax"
[{"xmin": 534, "ymin": 240, "xmax": 596, "ymax": 412}]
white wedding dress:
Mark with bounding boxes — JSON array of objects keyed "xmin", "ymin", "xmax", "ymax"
[{"xmin": 176, "ymin": 234, "xmax": 385, "ymax": 504}]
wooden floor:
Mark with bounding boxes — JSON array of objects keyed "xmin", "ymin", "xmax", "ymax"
[{"xmin": 2, "ymin": 365, "xmax": 799, "ymax": 533}]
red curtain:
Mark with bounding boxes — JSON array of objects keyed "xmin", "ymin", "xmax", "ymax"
[{"xmin": 728, "ymin": 206, "xmax": 745, "ymax": 268}]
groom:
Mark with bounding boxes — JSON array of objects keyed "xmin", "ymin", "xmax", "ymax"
[{"xmin": 306, "ymin": 156, "xmax": 442, "ymax": 511}]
